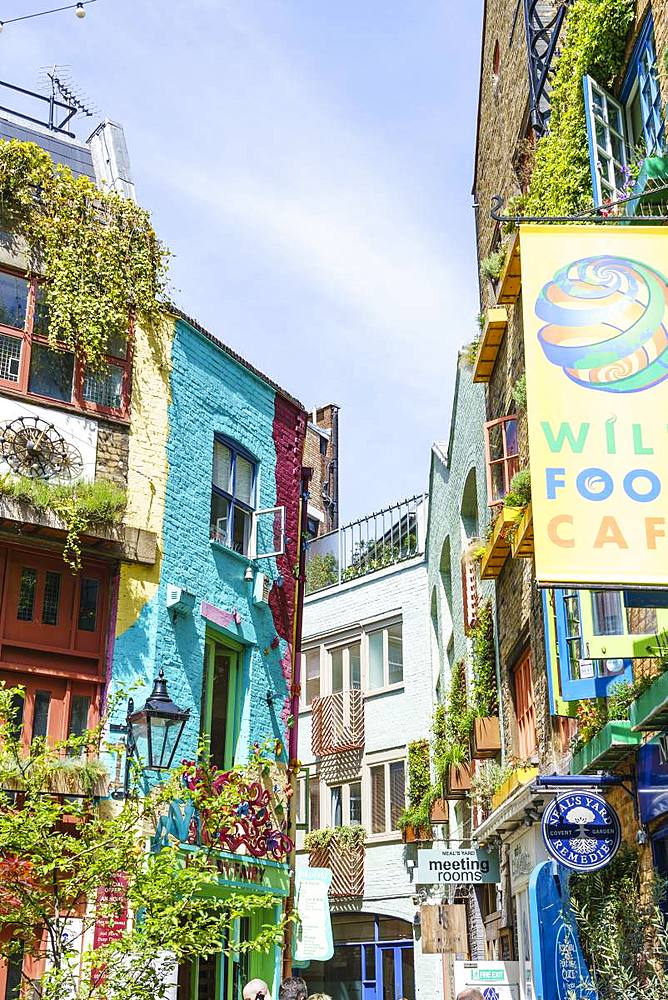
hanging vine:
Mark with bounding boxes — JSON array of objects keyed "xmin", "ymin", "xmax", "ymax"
[{"xmin": 0, "ymin": 138, "xmax": 169, "ymax": 370}]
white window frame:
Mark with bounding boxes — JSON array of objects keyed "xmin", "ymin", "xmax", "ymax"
[
  {"xmin": 365, "ymin": 755, "xmax": 406, "ymax": 839},
  {"xmin": 365, "ymin": 619, "xmax": 404, "ymax": 693},
  {"xmin": 301, "ymin": 645, "xmax": 322, "ymax": 709},
  {"xmin": 583, "ymin": 74, "xmax": 628, "ymax": 207},
  {"xmin": 328, "ymin": 779, "xmax": 362, "ymax": 828},
  {"xmin": 327, "ymin": 640, "xmax": 362, "ymax": 695},
  {"xmin": 251, "ymin": 505, "xmax": 286, "ymax": 559}
]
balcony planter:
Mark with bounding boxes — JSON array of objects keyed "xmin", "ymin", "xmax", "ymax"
[
  {"xmin": 491, "ymin": 766, "xmax": 538, "ymax": 812},
  {"xmin": 446, "ymin": 763, "xmax": 472, "ymax": 799},
  {"xmin": 402, "ymin": 824, "xmax": 433, "ymax": 844},
  {"xmin": 472, "ymin": 717, "xmax": 501, "ymax": 760},
  {"xmin": 630, "ymin": 669, "xmax": 668, "ymax": 731},
  {"xmin": 510, "ymin": 503, "xmax": 534, "ymax": 559},
  {"xmin": 570, "ymin": 720, "xmax": 643, "ymax": 776},
  {"xmin": 496, "ymin": 230, "xmax": 521, "ymax": 306},
  {"xmin": 473, "ymin": 306, "xmax": 508, "ymax": 383},
  {"xmin": 429, "ymin": 798, "xmax": 449, "ymax": 824},
  {"xmin": 480, "ymin": 507, "xmax": 518, "ymax": 580}
]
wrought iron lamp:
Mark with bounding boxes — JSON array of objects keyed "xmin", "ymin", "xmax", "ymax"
[{"xmin": 127, "ymin": 668, "xmax": 190, "ymax": 772}]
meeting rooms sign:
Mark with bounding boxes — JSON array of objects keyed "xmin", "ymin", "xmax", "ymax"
[{"xmin": 417, "ymin": 848, "xmax": 500, "ymax": 885}]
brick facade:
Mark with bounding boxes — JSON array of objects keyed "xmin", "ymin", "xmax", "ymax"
[{"xmin": 303, "ymin": 404, "xmax": 339, "ymax": 534}]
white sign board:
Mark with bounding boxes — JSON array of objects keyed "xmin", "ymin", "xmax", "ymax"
[
  {"xmin": 454, "ymin": 961, "xmax": 520, "ymax": 1000},
  {"xmin": 417, "ymin": 847, "xmax": 500, "ymax": 884},
  {"xmin": 294, "ymin": 867, "xmax": 333, "ymax": 963}
]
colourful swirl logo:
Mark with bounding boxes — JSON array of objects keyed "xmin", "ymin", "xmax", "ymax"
[{"xmin": 535, "ymin": 255, "xmax": 668, "ymax": 393}]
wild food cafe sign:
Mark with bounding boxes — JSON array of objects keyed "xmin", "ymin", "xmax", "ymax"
[{"xmin": 520, "ymin": 225, "xmax": 668, "ymax": 588}]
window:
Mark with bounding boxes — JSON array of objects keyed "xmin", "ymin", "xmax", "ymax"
[
  {"xmin": 309, "ymin": 777, "xmax": 320, "ymax": 831},
  {"xmin": 331, "ymin": 785, "xmax": 343, "ymax": 827},
  {"xmin": 210, "ymin": 438, "xmax": 256, "ymax": 556},
  {"xmin": 31, "ymin": 691, "xmax": 51, "ymax": 741},
  {"xmin": 330, "ymin": 781, "xmax": 362, "ymax": 827},
  {"xmin": 16, "ymin": 567, "xmax": 37, "ymax": 621},
  {"xmin": 304, "ymin": 648, "xmax": 321, "ymax": 706},
  {"xmin": 202, "ymin": 640, "xmax": 237, "ymax": 770},
  {"xmin": 68, "ymin": 695, "xmax": 91, "ymax": 739},
  {"xmin": 485, "ymin": 416, "xmax": 519, "ymax": 506},
  {"xmin": 0, "ymin": 270, "xmax": 131, "ymax": 416},
  {"xmin": 368, "ymin": 622, "xmax": 403, "ymax": 690},
  {"xmin": 591, "ymin": 591, "xmax": 624, "ymax": 636},
  {"xmin": 513, "ymin": 651, "xmax": 537, "ymax": 760},
  {"xmin": 329, "ymin": 642, "xmax": 361, "ymax": 693},
  {"xmin": 78, "ymin": 578, "xmax": 99, "ymax": 631},
  {"xmin": 584, "ymin": 16, "xmax": 664, "ymax": 206},
  {"xmin": 369, "ymin": 760, "xmax": 405, "ymax": 835},
  {"xmin": 42, "ymin": 571, "xmax": 61, "ymax": 626}
]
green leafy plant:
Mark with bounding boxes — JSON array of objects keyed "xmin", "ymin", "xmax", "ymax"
[
  {"xmin": 503, "ymin": 469, "xmax": 531, "ymax": 510},
  {"xmin": 461, "ymin": 339, "xmax": 480, "ymax": 369},
  {"xmin": 525, "ymin": 0, "xmax": 635, "ymax": 217},
  {"xmin": 305, "ymin": 552, "xmax": 339, "ymax": 594},
  {"xmin": 479, "ymin": 246, "xmax": 506, "ymax": 283},
  {"xmin": 512, "ymin": 373, "xmax": 527, "ymax": 410},
  {"xmin": 433, "ymin": 661, "xmax": 474, "ymax": 785},
  {"xmin": 303, "ymin": 824, "xmax": 366, "ymax": 851},
  {"xmin": 501, "ymin": 193, "xmax": 529, "ymax": 234},
  {"xmin": 399, "ymin": 740, "xmax": 438, "ymax": 832},
  {"xmin": 468, "ymin": 600, "xmax": 498, "ymax": 718},
  {"xmin": 477, "ymin": 311, "xmax": 486, "ymax": 331},
  {"xmin": 0, "ymin": 685, "xmax": 292, "ymax": 1000},
  {"xmin": 0, "ymin": 474, "xmax": 126, "ymax": 571},
  {"xmin": 0, "ymin": 138, "xmax": 169, "ymax": 372},
  {"xmin": 571, "ymin": 674, "xmax": 658, "ymax": 755},
  {"xmin": 569, "ymin": 846, "xmax": 668, "ymax": 998},
  {"xmin": 468, "ymin": 759, "xmax": 516, "ymax": 810}
]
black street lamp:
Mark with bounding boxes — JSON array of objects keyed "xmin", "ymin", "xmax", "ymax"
[{"xmin": 127, "ymin": 669, "xmax": 190, "ymax": 773}]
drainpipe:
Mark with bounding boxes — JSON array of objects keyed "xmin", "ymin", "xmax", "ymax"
[
  {"xmin": 330, "ymin": 406, "xmax": 339, "ymax": 530},
  {"xmin": 282, "ymin": 467, "xmax": 312, "ymax": 980}
]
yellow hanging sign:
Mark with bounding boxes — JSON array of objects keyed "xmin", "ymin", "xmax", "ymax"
[{"xmin": 520, "ymin": 224, "xmax": 668, "ymax": 587}]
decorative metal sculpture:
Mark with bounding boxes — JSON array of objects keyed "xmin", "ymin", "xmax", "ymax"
[{"xmin": 0, "ymin": 416, "xmax": 83, "ymax": 481}]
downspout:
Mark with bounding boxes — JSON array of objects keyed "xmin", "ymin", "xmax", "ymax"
[
  {"xmin": 282, "ymin": 467, "xmax": 312, "ymax": 980},
  {"xmin": 331, "ymin": 406, "xmax": 339, "ymax": 529}
]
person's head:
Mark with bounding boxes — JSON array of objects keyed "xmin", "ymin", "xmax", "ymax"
[
  {"xmin": 242, "ymin": 980, "xmax": 272, "ymax": 1000},
  {"xmin": 307, "ymin": 995, "xmax": 332, "ymax": 1000},
  {"xmin": 456, "ymin": 990, "xmax": 484, "ymax": 1000},
  {"xmin": 278, "ymin": 977, "xmax": 308, "ymax": 1000}
]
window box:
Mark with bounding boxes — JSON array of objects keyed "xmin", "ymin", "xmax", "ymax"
[
  {"xmin": 480, "ymin": 507, "xmax": 518, "ymax": 580},
  {"xmin": 510, "ymin": 503, "xmax": 533, "ymax": 559},
  {"xmin": 472, "ymin": 717, "xmax": 501, "ymax": 760},
  {"xmin": 495, "ymin": 230, "xmax": 521, "ymax": 306},
  {"xmin": 401, "ymin": 824, "xmax": 432, "ymax": 844},
  {"xmin": 429, "ymin": 797, "xmax": 448, "ymax": 824},
  {"xmin": 446, "ymin": 762, "xmax": 472, "ymax": 799},
  {"xmin": 570, "ymin": 720, "xmax": 642, "ymax": 776},
  {"xmin": 490, "ymin": 766, "xmax": 538, "ymax": 812},
  {"xmin": 473, "ymin": 307, "xmax": 508, "ymax": 383},
  {"xmin": 630, "ymin": 668, "xmax": 668, "ymax": 732}
]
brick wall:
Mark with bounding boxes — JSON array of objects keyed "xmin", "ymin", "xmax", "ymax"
[{"xmin": 303, "ymin": 404, "xmax": 338, "ymax": 533}]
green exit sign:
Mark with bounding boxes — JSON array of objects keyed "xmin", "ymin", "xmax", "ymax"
[{"xmin": 472, "ymin": 970, "xmax": 505, "ymax": 982}]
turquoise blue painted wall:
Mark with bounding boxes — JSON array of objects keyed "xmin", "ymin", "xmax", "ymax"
[{"xmin": 110, "ymin": 317, "xmax": 298, "ymax": 767}]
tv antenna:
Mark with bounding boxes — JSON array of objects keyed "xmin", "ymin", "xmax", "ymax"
[{"xmin": 38, "ymin": 64, "xmax": 99, "ymax": 132}]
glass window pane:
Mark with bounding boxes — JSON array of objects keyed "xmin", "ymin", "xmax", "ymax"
[
  {"xmin": 9, "ymin": 690, "xmax": 24, "ymax": 737},
  {"xmin": 210, "ymin": 491, "xmax": 230, "ymax": 544},
  {"xmin": 42, "ymin": 570, "xmax": 61, "ymax": 625},
  {"xmin": 388, "ymin": 625, "xmax": 403, "ymax": 685},
  {"xmin": 0, "ymin": 333, "xmax": 21, "ymax": 382},
  {"xmin": 389, "ymin": 761, "xmax": 405, "ymax": 829},
  {"xmin": 333, "ymin": 914, "xmax": 375, "ymax": 944},
  {"xmin": 68, "ymin": 695, "xmax": 91, "ymax": 738},
  {"xmin": 33, "ymin": 286, "xmax": 49, "ymax": 336},
  {"xmin": 378, "ymin": 916, "xmax": 413, "ymax": 941},
  {"xmin": 235, "ymin": 455, "xmax": 254, "ymax": 507},
  {"xmin": 32, "ymin": 691, "xmax": 51, "ymax": 741},
  {"xmin": 17, "ymin": 568, "xmax": 37, "ymax": 621},
  {"xmin": 401, "ymin": 945, "xmax": 416, "ymax": 999},
  {"xmin": 350, "ymin": 643, "xmax": 361, "ymax": 690},
  {"xmin": 349, "ymin": 781, "xmax": 362, "ymax": 825},
  {"xmin": 591, "ymin": 591, "xmax": 624, "ymax": 635},
  {"xmin": 28, "ymin": 344, "xmax": 74, "ymax": 402},
  {"xmin": 331, "ymin": 648, "xmax": 344, "ymax": 693},
  {"xmin": 487, "ymin": 423, "xmax": 504, "ymax": 461},
  {"xmin": 82, "ymin": 364, "xmax": 124, "ymax": 409},
  {"xmin": 78, "ymin": 578, "xmax": 99, "ymax": 632},
  {"xmin": 490, "ymin": 462, "xmax": 506, "ymax": 503},
  {"xmin": 368, "ymin": 631, "xmax": 384, "ymax": 690},
  {"xmin": 4, "ymin": 945, "xmax": 24, "ymax": 1000},
  {"xmin": 209, "ymin": 647, "xmax": 232, "ymax": 769},
  {"xmin": 309, "ymin": 779, "xmax": 320, "ymax": 830},
  {"xmin": 107, "ymin": 331, "xmax": 128, "ymax": 359},
  {"xmin": 364, "ymin": 944, "xmax": 375, "ymax": 980},
  {"xmin": 504, "ymin": 418, "xmax": 518, "ymax": 457},
  {"xmin": 305, "ymin": 649, "xmax": 320, "ymax": 705},
  {"xmin": 331, "ymin": 785, "xmax": 342, "ymax": 827},
  {"xmin": 370, "ymin": 764, "xmax": 386, "ymax": 834},
  {"xmin": 212, "ymin": 441, "xmax": 232, "ymax": 492},
  {"xmin": 232, "ymin": 504, "xmax": 251, "ymax": 554},
  {"xmin": 0, "ymin": 273, "xmax": 28, "ymax": 330},
  {"xmin": 382, "ymin": 948, "xmax": 395, "ymax": 998}
]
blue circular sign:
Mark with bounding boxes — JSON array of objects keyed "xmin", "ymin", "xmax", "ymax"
[{"xmin": 541, "ymin": 790, "xmax": 621, "ymax": 872}]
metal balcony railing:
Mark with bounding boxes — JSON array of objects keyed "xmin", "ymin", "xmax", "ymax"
[
  {"xmin": 305, "ymin": 493, "xmax": 427, "ymax": 595},
  {"xmin": 308, "ymin": 840, "xmax": 365, "ymax": 897},
  {"xmin": 311, "ymin": 689, "xmax": 364, "ymax": 757}
]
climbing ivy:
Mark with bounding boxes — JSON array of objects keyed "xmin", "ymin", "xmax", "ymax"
[
  {"xmin": 0, "ymin": 139, "xmax": 169, "ymax": 370},
  {"xmin": 525, "ymin": 0, "xmax": 635, "ymax": 216},
  {"xmin": 468, "ymin": 600, "xmax": 498, "ymax": 718}
]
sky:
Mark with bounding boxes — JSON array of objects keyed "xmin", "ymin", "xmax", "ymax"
[{"xmin": 1, "ymin": 0, "xmax": 483, "ymax": 522}]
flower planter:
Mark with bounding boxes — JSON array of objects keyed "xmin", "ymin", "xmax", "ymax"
[
  {"xmin": 472, "ymin": 717, "xmax": 501, "ymax": 759},
  {"xmin": 473, "ymin": 306, "xmax": 508, "ymax": 383},
  {"xmin": 480, "ymin": 507, "xmax": 519, "ymax": 580},
  {"xmin": 496, "ymin": 229, "xmax": 521, "ymax": 305},
  {"xmin": 491, "ymin": 766, "xmax": 538, "ymax": 811},
  {"xmin": 570, "ymin": 720, "xmax": 643, "ymax": 776},
  {"xmin": 446, "ymin": 763, "xmax": 472, "ymax": 799},
  {"xmin": 402, "ymin": 824, "xmax": 432, "ymax": 844},
  {"xmin": 429, "ymin": 798, "xmax": 448, "ymax": 823},
  {"xmin": 630, "ymin": 668, "xmax": 668, "ymax": 731},
  {"xmin": 510, "ymin": 503, "xmax": 534, "ymax": 559}
]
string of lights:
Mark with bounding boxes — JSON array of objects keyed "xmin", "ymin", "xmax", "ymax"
[{"xmin": 0, "ymin": 1, "xmax": 97, "ymax": 31}]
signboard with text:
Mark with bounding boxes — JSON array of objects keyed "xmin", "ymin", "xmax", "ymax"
[
  {"xmin": 520, "ymin": 224, "xmax": 668, "ymax": 587},
  {"xmin": 416, "ymin": 847, "xmax": 499, "ymax": 884},
  {"xmin": 294, "ymin": 867, "xmax": 333, "ymax": 964},
  {"xmin": 454, "ymin": 961, "xmax": 520, "ymax": 1000},
  {"xmin": 541, "ymin": 791, "xmax": 621, "ymax": 873}
]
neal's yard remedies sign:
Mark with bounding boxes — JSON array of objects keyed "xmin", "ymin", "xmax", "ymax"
[
  {"xmin": 520, "ymin": 225, "xmax": 668, "ymax": 588},
  {"xmin": 417, "ymin": 847, "xmax": 499, "ymax": 884},
  {"xmin": 541, "ymin": 790, "xmax": 621, "ymax": 873}
]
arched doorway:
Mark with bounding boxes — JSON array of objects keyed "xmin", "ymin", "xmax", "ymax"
[{"xmin": 303, "ymin": 913, "xmax": 415, "ymax": 1000}]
